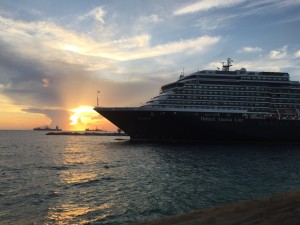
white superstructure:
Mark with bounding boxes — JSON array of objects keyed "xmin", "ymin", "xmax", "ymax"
[{"xmin": 143, "ymin": 58, "xmax": 300, "ymax": 120}]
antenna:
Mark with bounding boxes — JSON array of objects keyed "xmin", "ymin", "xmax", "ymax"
[
  {"xmin": 179, "ymin": 67, "xmax": 185, "ymax": 79},
  {"xmin": 96, "ymin": 90, "xmax": 100, "ymax": 107},
  {"xmin": 221, "ymin": 58, "xmax": 233, "ymax": 71}
]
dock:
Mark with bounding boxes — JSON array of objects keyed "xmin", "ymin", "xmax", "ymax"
[{"xmin": 136, "ymin": 190, "xmax": 300, "ymax": 225}]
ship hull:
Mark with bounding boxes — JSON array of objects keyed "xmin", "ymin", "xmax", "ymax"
[{"xmin": 94, "ymin": 107, "xmax": 300, "ymax": 142}]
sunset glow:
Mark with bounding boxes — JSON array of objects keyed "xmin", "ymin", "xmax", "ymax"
[
  {"xmin": 69, "ymin": 106, "xmax": 98, "ymax": 130},
  {"xmin": 63, "ymin": 45, "xmax": 82, "ymax": 53}
]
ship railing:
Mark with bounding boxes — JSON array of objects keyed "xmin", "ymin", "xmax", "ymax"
[
  {"xmin": 276, "ymin": 108, "xmax": 281, "ymax": 120},
  {"xmin": 295, "ymin": 108, "xmax": 300, "ymax": 120}
]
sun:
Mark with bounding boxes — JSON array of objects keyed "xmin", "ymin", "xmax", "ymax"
[
  {"xmin": 68, "ymin": 105, "xmax": 118, "ymax": 131},
  {"xmin": 69, "ymin": 106, "xmax": 98, "ymax": 130}
]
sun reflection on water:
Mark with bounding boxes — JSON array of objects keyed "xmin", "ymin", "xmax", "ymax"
[
  {"xmin": 61, "ymin": 171, "xmax": 98, "ymax": 184},
  {"xmin": 47, "ymin": 203, "xmax": 112, "ymax": 224},
  {"xmin": 46, "ymin": 141, "xmax": 111, "ymax": 224},
  {"xmin": 60, "ymin": 145, "xmax": 98, "ymax": 184}
]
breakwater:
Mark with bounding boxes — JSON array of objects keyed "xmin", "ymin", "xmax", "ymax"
[{"xmin": 46, "ymin": 131, "xmax": 128, "ymax": 136}]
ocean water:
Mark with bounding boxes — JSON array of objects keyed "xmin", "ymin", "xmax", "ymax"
[{"xmin": 1, "ymin": 130, "xmax": 300, "ymax": 225}]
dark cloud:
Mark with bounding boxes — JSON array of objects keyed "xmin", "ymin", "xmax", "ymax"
[
  {"xmin": 22, "ymin": 108, "xmax": 71, "ymax": 129},
  {"xmin": 0, "ymin": 41, "xmax": 63, "ymax": 106}
]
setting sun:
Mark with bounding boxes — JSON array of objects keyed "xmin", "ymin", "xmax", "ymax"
[
  {"xmin": 68, "ymin": 106, "xmax": 117, "ymax": 131},
  {"xmin": 69, "ymin": 106, "xmax": 98, "ymax": 130}
]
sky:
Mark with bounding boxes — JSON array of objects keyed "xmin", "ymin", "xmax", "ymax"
[{"xmin": 0, "ymin": 0, "xmax": 300, "ymax": 131}]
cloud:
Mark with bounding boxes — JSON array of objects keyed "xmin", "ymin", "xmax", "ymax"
[
  {"xmin": 269, "ymin": 45, "xmax": 288, "ymax": 59},
  {"xmin": 0, "ymin": 15, "xmax": 220, "ymax": 64},
  {"xmin": 238, "ymin": 47, "xmax": 263, "ymax": 53},
  {"xmin": 194, "ymin": 13, "xmax": 239, "ymax": 31},
  {"xmin": 42, "ymin": 78, "xmax": 49, "ymax": 87},
  {"xmin": 190, "ymin": 0, "xmax": 300, "ymax": 31},
  {"xmin": 22, "ymin": 108, "xmax": 71, "ymax": 129},
  {"xmin": 0, "ymin": 10, "xmax": 220, "ymax": 129},
  {"xmin": 139, "ymin": 14, "xmax": 162, "ymax": 23},
  {"xmin": 295, "ymin": 50, "xmax": 300, "ymax": 58},
  {"xmin": 78, "ymin": 7, "xmax": 106, "ymax": 24},
  {"xmin": 241, "ymin": 0, "xmax": 300, "ymax": 19},
  {"xmin": 229, "ymin": 52, "xmax": 300, "ymax": 76},
  {"xmin": 111, "ymin": 34, "xmax": 151, "ymax": 50},
  {"xmin": 105, "ymin": 35, "xmax": 220, "ymax": 61},
  {"xmin": 174, "ymin": 0, "xmax": 244, "ymax": 15},
  {"xmin": 0, "ymin": 15, "xmax": 114, "ymax": 70}
]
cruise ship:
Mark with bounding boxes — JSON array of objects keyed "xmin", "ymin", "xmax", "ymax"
[{"xmin": 94, "ymin": 58, "xmax": 300, "ymax": 142}]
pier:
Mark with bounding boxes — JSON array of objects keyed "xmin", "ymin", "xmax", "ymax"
[{"xmin": 136, "ymin": 190, "xmax": 300, "ymax": 225}]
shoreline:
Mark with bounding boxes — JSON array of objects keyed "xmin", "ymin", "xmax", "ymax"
[{"xmin": 136, "ymin": 190, "xmax": 300, "ymax": 225}]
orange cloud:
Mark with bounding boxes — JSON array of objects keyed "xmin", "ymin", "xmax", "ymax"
[{"xmin": 42, "ymin": 78, "xmax": 49, "ymax": 87}]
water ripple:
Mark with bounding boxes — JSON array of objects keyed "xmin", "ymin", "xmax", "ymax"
[
  {"xmin": 53, "ymin": 166, "xmax": 70, "ymax": 171},
  {"xmin": 72, "ymin": 177, "xmax": 115, "ymax": 187}
]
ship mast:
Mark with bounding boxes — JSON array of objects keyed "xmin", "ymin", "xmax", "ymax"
[
  {"xmin": 221, "ymin": 58, "xmax": 233, "ymax": 71},
  {"xmin": 96, "ymin": 90, "xmax": 100, "ymax": 107}
]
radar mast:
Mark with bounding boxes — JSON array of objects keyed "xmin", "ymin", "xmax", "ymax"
[{"xmin": 221, "ymin": 58, "xmax": 233, "ymax": 71}]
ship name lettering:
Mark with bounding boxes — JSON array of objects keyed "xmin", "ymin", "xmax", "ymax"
[
  {"xmin": 218, "ymin": 118, "xmax": 232, "ymax": 122},
  {"xmin": 138, "ymin": 117, "xmax": 150, "ymax": 120},
  {"xmin": 201, "ymin": 117, "xmax": 216, "ymax": 121}
]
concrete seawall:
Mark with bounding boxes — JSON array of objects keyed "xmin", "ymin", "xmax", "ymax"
[{"xmin": 136, "ymin": 190, "xmax": 300, "ymax": 225}]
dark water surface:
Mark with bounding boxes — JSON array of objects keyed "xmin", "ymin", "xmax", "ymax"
[{"xmin": 1, "ymin": 130, "xmax": 300, "ymax": 224}]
